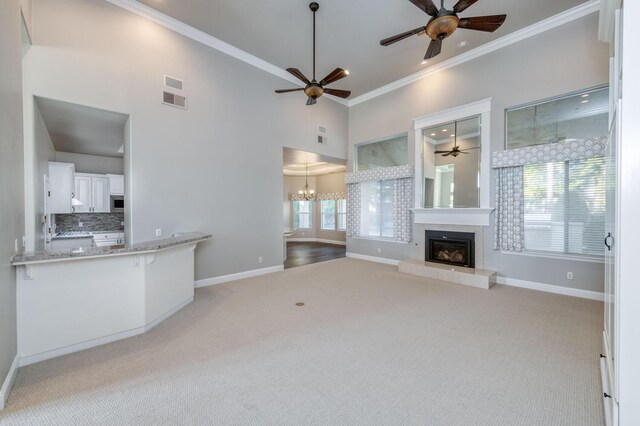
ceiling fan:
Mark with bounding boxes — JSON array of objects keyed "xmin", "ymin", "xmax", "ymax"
[
  {"xmin": 433, "ymin": 122, "xmax": 478, "ymax": 157},
  {"xmin": 275, "ymin": 2, "xmax": 351, "ymax": 105},
  {"xmin": 380, "ymin": 0, "xmax": 507, "ymax": 61}
]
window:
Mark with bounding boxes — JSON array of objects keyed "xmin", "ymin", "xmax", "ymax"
[
  {"xmin": 321, "ymin": 200, "xmax": 336, "ymax": 230},
  {"xmin": 356, "ymin": 134, "xmax": 408, "ymax": 171},
  {"xmin": 293, "ymin": 201, "xmax": 312, "ymax": 229},
  {"xmin": 337, "ymin": 199, "xmax": 347, "ymax": 231},
  {"xmin": 361, "ymin": 180, "xmax": 394, "ymax": 238},
  {"xmin": 506, "ymin": 86, "xmax": 609, "ymax": 149},
  {"xmin": 523, "ymin": 157, "xmax": 605, "ymax": 257}
]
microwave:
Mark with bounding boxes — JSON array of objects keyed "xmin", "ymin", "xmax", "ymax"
[{"xmin": 110, "ymin": 195, "xmax": 124, "ymax": 212}]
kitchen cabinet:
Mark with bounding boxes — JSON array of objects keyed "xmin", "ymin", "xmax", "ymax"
[
  {"xmin": 48, "ymin": 162, "xmax": 75, "ymax": 214},
  {"xmin": 75, "ymin": 174, "xmax": 110, "ymax": 213},
  {"xmin": 107, "ymin": 174, "xmax": 124, "ymax": 195}
]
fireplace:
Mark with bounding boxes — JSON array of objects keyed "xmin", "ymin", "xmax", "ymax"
[{"xmin": 425, "ymin": 231, "xmax": 475, "ymax": 268}]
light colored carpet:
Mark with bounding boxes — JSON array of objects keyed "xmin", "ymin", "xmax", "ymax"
[{"xmin": 0, "ymin": 258, "xmax": 604, "ymax": 425}]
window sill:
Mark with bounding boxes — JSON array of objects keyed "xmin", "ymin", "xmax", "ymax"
[
  {"xmin": 349, "ymin": 236, "xmax": 410, "ymax": 245},
  {"xmin": 500, "ymin": 250, "xmax": 604, "ymax": 264}
]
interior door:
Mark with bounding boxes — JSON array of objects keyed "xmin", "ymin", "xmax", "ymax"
[
  {"xmin": 74, "ymin": 176, "xmax": 92, "ymax": 212},
  {"xmin": 92, "ymin": 177, "xmax": 110, "ymax": 213}
]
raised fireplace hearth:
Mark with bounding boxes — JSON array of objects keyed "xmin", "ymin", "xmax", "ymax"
[{"xmin": 426, "ymin": 230, "xmax": 475, "ymax": 268}]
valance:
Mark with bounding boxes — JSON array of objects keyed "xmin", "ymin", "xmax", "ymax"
[
  {"xmin": 491, "ymin": 137, "xmax": 607, "ymax": 169},
  {"xmin": 316, "ymin": 192, "xmax": 346, "ymax": 201},
  {"xmin": 345, "ymin": 165, "xmax": 413, "ymax": 184}
]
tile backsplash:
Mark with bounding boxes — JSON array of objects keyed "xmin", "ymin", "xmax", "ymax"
[{"xmin": 53, "ymin": 213, "xmax": 125, "ymax": 233}]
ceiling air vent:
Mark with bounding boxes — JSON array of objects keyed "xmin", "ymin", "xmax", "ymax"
[
  {"xmin": 164, "ymin": 75, "xmax": 183, "ymax": 91},
  {"xmin": 318, "ymin": 125, "xmax": 327, "ymax": 134},
  {"xmin": 163, "ymin": 91, "xmax": 187, "ymax": 109}
]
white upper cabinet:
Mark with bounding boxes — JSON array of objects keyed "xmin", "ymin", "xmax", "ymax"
[
  {"xmin": 48, "ymin": 162, "xmax": 75, "ymax": 214},
  {"xmin": 106, "ymin": 174, "xmax": 124, "ymax": 195},
  {"xmin": 92, "ymin": 176, "xmax": 110, "ymax": 213},
  {"xmin": 75, "ymin": 173, "xmax": 110, "ymax": 213},
  {"xmin": 74, "ymin": 175, "xmax": 92, "ymax": 213}
]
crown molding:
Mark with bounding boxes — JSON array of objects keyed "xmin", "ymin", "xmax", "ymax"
[
  {"xmin": 283, "ymin": 164, "xmax": 346, "ymax": 176},
  {"xmin": 103, "ymin": 0, "xmax": 349, "ymax": 106},
  {"xmin": 347, "ymin": 0, "xmax": 601, "ymax": 107}
]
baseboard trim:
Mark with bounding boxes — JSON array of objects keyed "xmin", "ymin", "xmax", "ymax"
[
  {"xmin": 18, "ymin": 297, "xmax": 194, "ymax": 368},
  {"xmin": 195, "ymin": 265, "xmax": 284, "ymax": 288},
  {"xmin": 496, "ymin": 276, "xmax": 604, "ymax": 301},
  {"xmin": 0, "ymin": 355, "xmax": 19, "ymax": 410},
  {"xmin": 287, "ymin": 238, "xmax": 346, "ymax": 246},
  {"xmin": 346, "ymin": 252, "xmax": 401, "ymax": 266}
]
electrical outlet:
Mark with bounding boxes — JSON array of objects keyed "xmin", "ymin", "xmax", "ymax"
[
  {"xmin": 258, "ymin": 257, "xmax": 263, "ymax": 263},
  {"xmin": 567, "ymin": 272, "xmax": 574, "ymax": 280},
  {"xmin": 156, "ymin": 229, "xmax": 162, "ymax": 237},
  {"xmin": 78, "ymin": 222, "xmax": 83, "ymax": 227}
]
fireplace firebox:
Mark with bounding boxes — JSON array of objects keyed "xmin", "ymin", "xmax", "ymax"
[{"xmin": 425, "ymin": 231, "xmax": 475, "ymax": 268}]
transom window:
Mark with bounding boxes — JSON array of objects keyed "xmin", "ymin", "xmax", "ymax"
[{"xmin": 355, "ymin": 134, "xmax": 408, "ymax": 172}]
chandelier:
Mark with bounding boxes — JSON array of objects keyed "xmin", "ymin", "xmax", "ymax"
[{"xmin": 298, "ymin": 163, "xmax": 315, "ymax": 201}]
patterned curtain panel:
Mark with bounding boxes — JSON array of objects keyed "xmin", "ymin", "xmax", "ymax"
[
  {"xmin": 492, "ymin": 137, "xmax": 606, "ymax": 169},
  {"xmin": 290, "ymin": 193, "xmax": 315, "ymax": 202},
  {"xmin": 393, "ymin": 178, "xmax": 413, "ymax": 242},
  {"xmin": 346, "ymin": 183, "xmax": 361, "ymax": 237},
  {"xmin": 316, "ymin": 192, "xmax": 346, "ymax": 201},
  {"xmin": 494, "ymin": 166, "xmax": 525, "ymax": 252},
  {"xmin": 345, "ymin": 164, "xmax": 413, "ymax": 184}
]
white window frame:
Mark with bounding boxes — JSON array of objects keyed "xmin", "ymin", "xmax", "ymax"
[
  {"xmin": 337, "ymin": 199, "xmax": 347, "ymax": 231},
  {"xmin": 412, "ymin": 98, "xmax": 494, "ymax": 226},
  {"xmin": 320, "ymin": 200, "xmax": 337, "ymax": 231},
  {"xmin": 293, "ymin": 200, "xmax": 312, "ymax": 229}
]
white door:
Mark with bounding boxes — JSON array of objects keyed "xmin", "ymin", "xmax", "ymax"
[
  {"xmin": 74, "ymin": 176, "xmax": 92, "ymax": 212},
  {"xmin": 92, "ymin": 177, "xmax": 110, "ymax": 213}
]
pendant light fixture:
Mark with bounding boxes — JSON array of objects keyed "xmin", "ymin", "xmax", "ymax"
[{"xmin": 298, "ymin": 163, "xmax": 316, "ymax": 201}]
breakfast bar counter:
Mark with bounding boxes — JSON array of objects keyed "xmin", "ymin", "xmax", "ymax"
[{"xmin": 12, "ymin": 232, "xmax": 211, "ymax": 366}]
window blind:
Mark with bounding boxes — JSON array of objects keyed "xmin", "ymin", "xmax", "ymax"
[{"xmin": 523, "ymin": 157, "xmax": 605, "ymax": 257}]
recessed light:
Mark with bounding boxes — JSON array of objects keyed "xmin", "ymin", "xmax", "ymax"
[
  {"xmin": 421, "ymin": 60, "xmax": 428, "ymax": 65},
  {"xmin": 581, "ymin": 100, "xmax": 589, "ymax": 104},
  {"xmin": 581, "ymin": 93, "xmax": 589, "ymax": 98},
  {"xmin": 430, "ymin": 133, "xmax": 437, "ymax": 136},
  {"xmin": 458, "ymin": 40, "xmax": 469, "ymax": 47},
  {"xmin": 442, "ymin": 129, "xmax": 448, "ymax": 132},
  {"xmin": 450, "ymin": 134, "xmax": 455, "ymax": 137},
  {"xmin": 344, "ymin": 70, "xmax": 350, "ymax": 75}
]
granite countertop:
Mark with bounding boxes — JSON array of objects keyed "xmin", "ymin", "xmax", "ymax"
[{"xmin": 13, "ymin": 232, "xmax": 211, "ymax": 265}]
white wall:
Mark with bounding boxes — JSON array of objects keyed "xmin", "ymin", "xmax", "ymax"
[
  {"xmin": 347, "ymin": 14, "xmax": 609, "ymax": 292},
  {"xmin": 55, "ymin": 152, "xmax": 123, "ymax": 175},
  {"xmin": 25, "ymin": 0, "xmax": 349, "ymax": 279},
  {"xmin": 0, "ymin": 0, "xmax": 24, "ymax": 404}
]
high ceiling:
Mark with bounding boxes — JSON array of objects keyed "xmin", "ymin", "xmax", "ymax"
[
  {"xmin": 36, "ymin": 97, "xmax": 128, "ymax": 158},
  {"xmin": 137, "ymin": 0, "xmax": 590, "ymax": 97}
]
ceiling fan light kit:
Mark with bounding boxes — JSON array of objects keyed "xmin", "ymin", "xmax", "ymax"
[
  {"xmin": 380, "ymin": 0, "xmax": 506, "ymax": 61},
  {"xmin": 275, "ymin": 2, "xmax": 351, "ymax": 106}
]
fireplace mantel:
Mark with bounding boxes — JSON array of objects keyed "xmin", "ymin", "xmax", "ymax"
[{"xmin": 411, "ymin": 208, "xmax": 494, "ymax": 227}]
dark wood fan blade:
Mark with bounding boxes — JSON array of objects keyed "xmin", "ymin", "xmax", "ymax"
[
  {"xmin": 306, "ymin": 97, "xmax": 317, "ymax": 106},
  {"xmin": 324, "ymin": 88, "xmax": 351, "ymax": 99},
  {"xmin": 409, "ymin": 0, "xmax": 438, "ymax": 16},
  {"xmin": 459, "ymin": 151, "xmax": 470, "ymax": 154},
  {"xmin": 460, "ymin": 147, "xmax": 479, "ymax": 151},
  {"xmin": 380, "ymin": 26, "xmax": 426, "ymax": 46},
  {"xmin": 442, "ymin": 152, "xmax": 452, "ymax": 157},
  {"xmin": 286, "ymin": 68, "xmax": 311, "ymax": 84},
  {"xmin": 458, "ymin": 15, "xmax": 507, "ymax": 32},
  {"xmin": 434, "ymin": 150, "xmax": 451, "ymax": 154},
  {"xmin": 452, "ymin": 0, "xmax": 478, "ymax": 13},
  {"xmin": 275, "ymin": 88, "xmax": 305, "ymax": 94},
  {"xmin": 320, "ymin": 68, "xmax": 348, "ymax": 86},
  {"xmin": 425, "ymin": 38, "xmax": 442, "ymax": 60}
]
